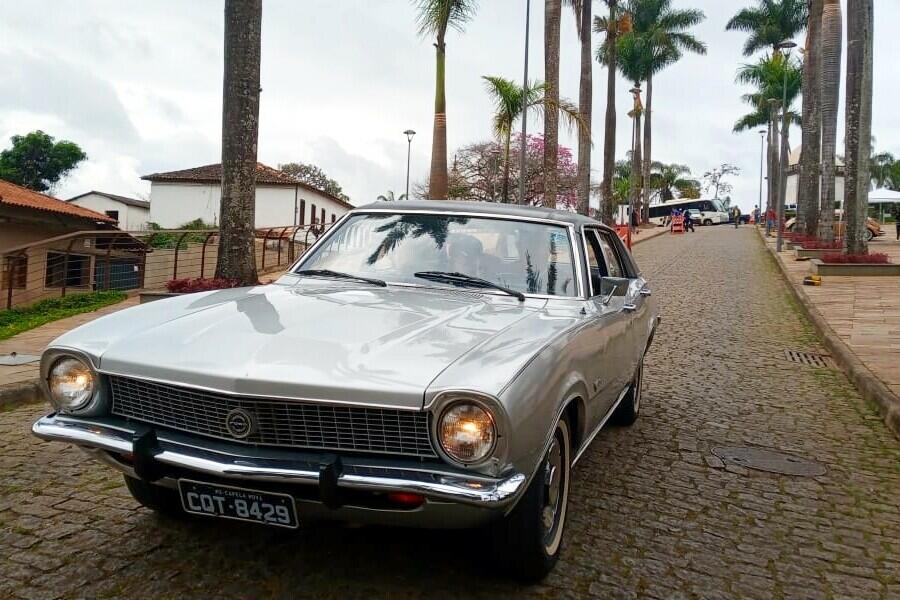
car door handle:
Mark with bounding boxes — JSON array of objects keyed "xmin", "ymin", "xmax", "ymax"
[
  {"xmin": 623, "ymin": 303, "xmax": 637, "ymax": 312},
  {"xmin": 639, "ymin": 288, "xmax": 652, "ymax": 297}
]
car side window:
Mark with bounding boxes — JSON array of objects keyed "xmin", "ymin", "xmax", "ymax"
[
  {"xmin": 595, "ymin": 231, "xmax": 625, "ymax": 279},
  {"xmin": 584, "ymin": 230, "xmax": 607, "ymax": 296}
]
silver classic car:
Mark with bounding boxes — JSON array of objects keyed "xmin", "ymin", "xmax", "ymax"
[{"xmin": 33, "ymin": 200, "xmax": 658, "ymax": 580}]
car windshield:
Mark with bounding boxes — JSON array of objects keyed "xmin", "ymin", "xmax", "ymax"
[{"xmin": 297, "ymin": 213, "xmax": 577, "ymax": 297}]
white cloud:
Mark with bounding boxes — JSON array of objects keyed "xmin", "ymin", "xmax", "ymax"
[{"xmin": 0, "ymin": 0, "xmax": 894, "ymax": 214}]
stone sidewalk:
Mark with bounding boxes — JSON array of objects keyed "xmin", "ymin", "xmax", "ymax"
[{"xmin": 760, "ymin": 229, "xmax": 900, "ymax": 437}]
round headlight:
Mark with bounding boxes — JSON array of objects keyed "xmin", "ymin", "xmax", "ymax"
[
  {"xmin": 438, "ymin": 402, "xmax": 496, "ymax": 464},
  {"xmin": 48, "ymin": 357, "xmax": 95, "ymax": 412}
]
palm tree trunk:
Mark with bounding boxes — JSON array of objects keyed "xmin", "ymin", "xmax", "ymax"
[
  {"xmin": 798, "ymin": 0, "xmax": 823, "ymax": 237},
  {"xmin": 768, "ymin": 102, "xmax": 780, "ymax": 231},
  {"xmin": 501, "ymin": 131, "xmax": 512, "ymax": 202},
  {"xmin": 576, "ymin": 0, "xmax": 592, "ymax": 216},
  {"xmin": 428, "ymin": 38, "xmax": 449, "ymax": 200},
  {"xmin": 216, "ymin": 0, "xmax": 261, "ymax": 285},
  {"xmin": 543, "ymin": 0, "xmax": 561, "ymax": 208},
  {"xmin": 600, "ymin": 1, "xmax": 618, "ymax": 226},
  {"xmin": 641, "ymin": 75, "xmax": 653, "ymax": 224},
  {"xmin": 818, "ymin": 0, "xmax": 842, "ymax": 241},
  {"xmin": 779, "ymin": 112, "xmax": 791, "ymax": 237},
  {"xmin": 631, "ymin": 108, "xmax": 643, "ymax": 223},
  {"xmin": 844, "ymin": 0, "xmax": 874, "ymax": 255}
]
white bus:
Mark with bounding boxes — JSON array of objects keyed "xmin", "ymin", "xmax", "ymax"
[{"xmin": 648, "ymin": 198, "xmax": 730, "ymax": 226}]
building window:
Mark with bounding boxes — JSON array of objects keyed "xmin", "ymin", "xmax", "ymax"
[
  {"xmin": 105, "ymin": 210, "xmax": 119, "ymax": 221},
  {"xmin": 331, "ymin": 213, "xmax": 336, "ymax": 223},
  {"xmin": 311, "ymin": 203, "xmax": 317, "ymax": 224},
  {"xmin": 321, "ymin": 208, "xmax": 326, "ymax": 224},
  {"xmin": 45, "ymin": 253, "xmax": 90, "ymax": 288},
  {"xmin": 3, "ymin": 256, "xmax": 27, "ymax": 289},
  {"xmin": 299, "ymin": 200, "xmax": 306, "ymax": 226}
]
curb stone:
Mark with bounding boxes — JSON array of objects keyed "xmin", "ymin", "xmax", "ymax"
[
  {"xmin": 756, "ymin": 228, "xmax": 900, "ymax": 440},
  {"xmin": 0, "ymin": 379, "xmax": 43, "ymax": 410}
]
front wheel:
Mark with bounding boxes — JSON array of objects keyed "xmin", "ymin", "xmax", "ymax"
[
  {"xmin": 866, "ymin": 228, "xmax": 874, "ymax": 242},
  {"xmin": 490, "ymin": 416, "xmax": 571, "ymax": 582}
]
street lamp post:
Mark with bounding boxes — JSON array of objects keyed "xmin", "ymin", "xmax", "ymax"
[
  {"xmin": 775, "ymin": 39, "xmax": 797, "ymax": 253},
  {"xmin": 517, "ymin": 0, "xmax": 531, "ymax": 205},
  {"xmin": 629, "ymin": 86, "xmax": 642, "ymax": 231},
  {"xmin": 404, "ymin": 129, "xmax": 416, "ymax": 201},
  {"xmin": 758, "ymin": 129, "xmax": 766, "ymax": 225}
]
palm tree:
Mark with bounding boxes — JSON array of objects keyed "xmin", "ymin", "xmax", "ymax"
[
  {"xmin": 843, "ymin": 0, "xmax": 874, "ymax": 254},
  {"xmin": 735, "ymin": 54, "xmax": 801, "ymax": 227},
  {"xmin": 544, "ymin": 0, "xmax": 562, "ymax": 208},
  {"xmin": 624, "ymin": 0, "xmax": 706, "ymax": 224},
  {"xmin": 649, "ymin": 162, "xmax": 699, "ymax": 201},
  {"xmin": 798, "ymin": 0, "xmax": 823, "ymax": 237},
  {"xmin": 818, "ymin": 0, "xmax": 841, "ymax": 241},
  {"xmin": 377, "ymin": 190, "xmax": 408, "ymax": 202},
  {"xmin": 726, "ymin": 0, "xmax": 808, "ymax": 56},
  {"xmin": 482, "ymin": 76, "xmax": 584, "ymax": 203},
  {"xmin": 870, "ymin": 153, "xmax": 897, "ymax": 190},
  {"xmin": 216, "ymin": 0, "xmax": 261, "ymax": 285},
  {"xmin": 414, "ymin": 0, "xmax": 478, "ymax": 201},
  {"xmin": 594, "ymin": 2, "xmax": 627, "ymax": 225},
  {"xmin": 565, "ymin": 0, "xmax": 594, "ymax": 216}
]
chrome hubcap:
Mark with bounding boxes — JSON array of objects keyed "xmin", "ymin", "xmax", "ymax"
[{"xmin": 541, "ymin": 438, "xmax": 563, "ymax": 532}]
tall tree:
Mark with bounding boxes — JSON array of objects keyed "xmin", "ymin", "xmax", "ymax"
[
  {"xmin": 623, "ymin": 0, "xmax": 706, "ymax": 223},
  {"xmin": 726, "ymin": 0, "xmax": 808, "ymax": 56},
  {"xmin": 649, "ymin": 162, "xmax": 699, "ymax": 201},
  {"xmin": 844, "ymin": 0, "xmax": 874, "ymax": 254},
  {"xmin": 482, "ymin": 76, "xmax": 583, "ymax": 203},
  {"xmin": 543, "ymin": 0, "xmax": 562, "ymax": 208},
  {"xmin": 797, "ymin": 0, "xmax": 823, "ymax": 236},
  {"xmin": 278, "ymin": 162, "xmax": 350, "ymax": 202},
  {"xmin": 817, "ymin": 0, "xmax": 841, "ymax": 241},
  {"xmin": 595, "ymin": 2, "xmax": 627, "ymax": 225},
  {"xmin": 414, "ymin": 0, "xmax": 477, "ymax": 200},
  {"xmin": 215, "ymin": 0, "xmax": 262, "ymax": 285},
  {"xmin": 0, "ymin": 131, "xmax": 86, "ymax": 192},
  {"xmin": 565, "ymin": 0, "xmax": 594, "ymax": 216}
]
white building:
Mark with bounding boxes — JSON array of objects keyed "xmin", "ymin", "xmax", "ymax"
[
  {"xmin": 785, "ymin": 147, "xmax": 845, "ymax": 209},
  {"xmin": 66, "ymin": 191, "xmax": 151, "ymax": 230},
  {"xmin": 142, "ymin": 162, "xmax": 353, "ymax": 229}
]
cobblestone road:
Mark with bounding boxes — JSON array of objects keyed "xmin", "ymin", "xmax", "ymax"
[{"xmin": 2, "ymin": 226, "xmax": 899, "ymax": 599}]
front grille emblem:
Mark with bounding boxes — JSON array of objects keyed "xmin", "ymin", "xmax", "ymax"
[{"xmin": 225, "ymin": 408, "xmax": 257, "ymax": 439}]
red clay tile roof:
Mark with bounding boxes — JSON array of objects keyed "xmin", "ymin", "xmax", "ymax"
[
  {"xmin": 141, "ymin": 162, "xmax": 353, "ymax": 209},
  {"xmin": 0, "ymin": 179, "xmax": 117, "ymax": 223}
]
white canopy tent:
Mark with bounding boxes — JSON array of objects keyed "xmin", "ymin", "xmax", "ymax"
[{"xmin": 869, "ymin": 188, "xmax": 900, "ymax": 222}]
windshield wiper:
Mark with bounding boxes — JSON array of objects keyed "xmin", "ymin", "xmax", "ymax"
[
  {"xmin": 414, "ymin": 271, "xmax": 525, "ymax": 301},
  {"xmin": 295, "ymin": 269, "xmax": 386, "ymax": 287}
]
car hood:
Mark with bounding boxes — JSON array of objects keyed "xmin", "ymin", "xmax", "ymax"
[{"xmin": 49, "ymin": 280, "xmax": 548, "ymax": 409}]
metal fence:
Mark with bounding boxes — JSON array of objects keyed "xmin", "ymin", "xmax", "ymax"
[{"xmin": 2, "ymin": 223, "xmax": 329, "ymax": 310}]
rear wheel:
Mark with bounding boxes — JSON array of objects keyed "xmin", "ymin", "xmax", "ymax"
[
  {"xmin": 703, "ymin": 219, "xmax": 713, "ymax": 226},
  {"xmin": 490, "ymin": 416, "xmax": 571, "ymax": 582},
  {"xmin": 612, "ymin": 358, "xmax": 643, "ymax": 426},
  {"xmin": 866, "ymin": 228, "xmax": 874, "ymax": 242},
  {"xmin": 123, "ymin": 476, "xmax": 186, "ymax": 518}
]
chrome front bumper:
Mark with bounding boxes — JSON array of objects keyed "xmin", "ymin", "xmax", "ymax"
[{"xmin": 32, "ymin": 414, "xmax": 526, "ymax": 510}]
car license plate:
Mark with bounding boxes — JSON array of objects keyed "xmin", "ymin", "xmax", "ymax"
[{"xmin": 178, "ymin": 479, "xmax": 298, "ymax": 529}]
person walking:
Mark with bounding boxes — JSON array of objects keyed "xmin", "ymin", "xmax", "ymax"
[
  {"xmin": 732, "ymin": 205, "xmax": 741, "ymax": 229},
  {"xmin": 766, "ymin": 207, "xmax": 776, "ymax": 236},
  {"xmin": 893, "ymin": 204, "xmax": 900, "ymax": 240},
  {"xmin": 753, "ymin": 205, "xmax": 760, "ymax": 226},
  {"xmin": 684, "ymin": 210, "xmax": 695, "ymax": 233}
]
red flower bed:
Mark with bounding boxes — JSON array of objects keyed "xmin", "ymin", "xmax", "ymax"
[
  {"xmin": 166, "ymin": 278, "xmax": 245, "ymax": 293},
  {"xmin": 821, "ymin": 253, "xmax": 890, "ymax": 264}
]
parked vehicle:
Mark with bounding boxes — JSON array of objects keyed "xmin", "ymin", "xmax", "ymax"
[
  {"xmin": 32, "ymin": 201, "xmax": 659, "ymax": 581},
  {"xmin": 649, "ymin": 198, "xmax": 729, "ymax": 226},
  {"xmin": 784, "ymin": 210, "xmax": 884, "ymax": 242}
]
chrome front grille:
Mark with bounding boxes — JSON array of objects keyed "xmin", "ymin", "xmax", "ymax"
[{"xmin": 109, "ymin": 376, "xmax": 436, "ymax": 458}]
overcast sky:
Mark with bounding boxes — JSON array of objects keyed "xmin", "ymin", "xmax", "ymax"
[{"xmin": 1, "ymin": 0, "xmax": 897, "ymax": 213}]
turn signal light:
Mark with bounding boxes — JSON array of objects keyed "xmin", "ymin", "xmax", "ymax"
[{"xmin": 387, "ymin": 492, "xmax": 425, "ymax": 507}]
